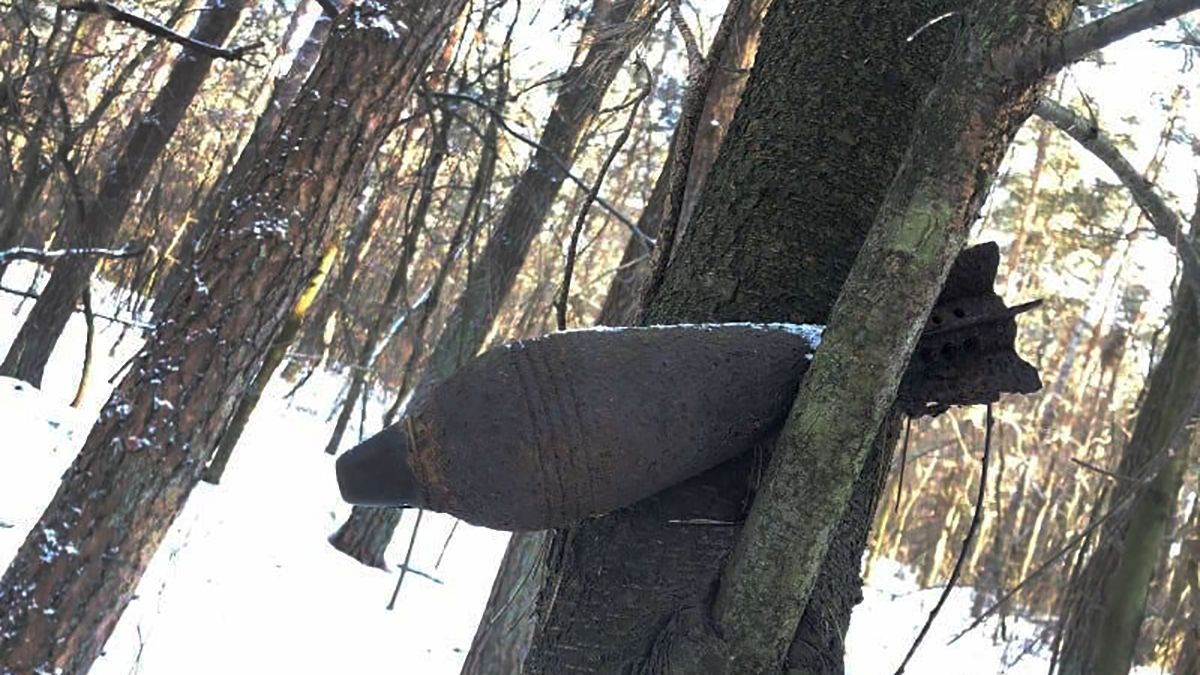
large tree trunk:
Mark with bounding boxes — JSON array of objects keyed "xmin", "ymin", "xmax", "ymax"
[
  {"xmin": 519, "ymin": 0, "xmax": 968, "ymax": 672},
  {"xmin": 152, "ymin": 1, "xmax": 335, "ymax": 313},
  {"xmin": 0, "ymin": 3, "xmax": 464, "ymax": 671},
  {"xmin": 328, "ymin": 0, "xmax": 657, "ymax": 566},
  {"xmin": 0, "ymin": 0, "xmax": 249, "ymax": 387},
  {"xmin": 1060, "ymin": 283, "xmax": 1200, "ymax": 674}
]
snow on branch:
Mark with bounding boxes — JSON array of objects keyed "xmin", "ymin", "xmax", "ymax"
[
  {"xmin": 0, "ymin": 242, "xmax": 147, "ymax": 265},
  {"xmin": 61, "ymin": 1, "xmax": 263, "ymax": 61}
]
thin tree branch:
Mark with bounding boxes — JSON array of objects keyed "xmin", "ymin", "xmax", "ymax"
[
  {"xmin": 1035, "ymin": 98, "xmax": 1200, "ymax": 313},
  {"xmin": 386, "ymin": 508, "xmax": 424, "ymax": 610},
  {"xmin": 1015, "ymin": 0, "xmax": 1200, "ymax": 78},
  {"xmin": 0, "ymin": 284, "xmax": 153, "ymax": 330},
  {"xmin": 556, "ymin": 61, "xmax": 651, "ymax": 330},
  {"xmin": 61, "ymin": 1, "xmax": 262, "ymax": 60},
  {"xmin": 426, "ymin": 89, "xmax": 650, "ymax": 245},
  {"xmin": 894, "ymin": 404, "xmax": 993, "ymax": 674},
  {"xmin": 396, "ymin": 564, "xmax": 443, "ymax": 585}
]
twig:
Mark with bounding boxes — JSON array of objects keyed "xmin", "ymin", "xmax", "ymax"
[
  {"xmin": 895, "ymin": 416, "xmax": 913, "ymax": 514},
  {"xmin": 387, "ymin": 508, "xmax": 423, "ymax": 610},
  {"xmin": 70, "ymin": 282, "xmax": 95, "ymax": 408},
  {"xmin": 1069, "ymin": 456, "xmax": 1140, "ymax": 483},
  {"xmin": 434, "ymin": 519, "xmax": 460, "ymax": 569},
  {"xmin": 0, "ymin": 284, "xmax": 153, "ymax": 330},
  {"xmin": 668, "ymin": 0, "xmax": 704, "ymax": 70},
  {"xmin": 906, "ymin": 11, "xmax": 961, "ymax": 43},
  {"xmin": 1035, "ymin": 98, "xmax": 1200, "ymax": 314},
  {"xmin": 894, "ymin": 404, "xmax": 993, "ymax": 674},
  {"xmin": 555, "ymin": 61, "xmax": 651, "ymax": 330},
  {"xmin": 61, "ymin": 1, "xmax": 262, "ymax": 60},
  {"xmin": 1014, "ymin": 0, "xmax": 1200, "ymax": 78},
  {"xmin": 0, "ymin": 241, "xmax": 146, "ymax": 264},
  {"xmin": 396, "ymin": 563, "xmax": 443, "ymax": 585},
  {"xmin": 427, "ymin": 89, "xmax": 648, "ymax": 244}
]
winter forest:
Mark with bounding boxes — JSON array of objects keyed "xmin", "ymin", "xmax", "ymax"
[{"xmin": 1, "ymin": 0, "xmax": 1200, "ymax": 673}]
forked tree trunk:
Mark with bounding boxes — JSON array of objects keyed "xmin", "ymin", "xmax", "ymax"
[
  {"xmin": 0, "ymin": 0, "xmax": 249, "ymax": 387},
  {"xmin": 0, "ymin": 3, "xmax": 464, "ymax": 671}
]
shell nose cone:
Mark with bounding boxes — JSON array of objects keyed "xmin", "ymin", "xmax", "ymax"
[{"xmin": 335, "ymin": 424, "xmax": 420, "ymax": 507}]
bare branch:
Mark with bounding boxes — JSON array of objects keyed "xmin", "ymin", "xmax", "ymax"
[
  {"xmin": 0, "ymin": 284, "xmax": 153, "ymax": 330},
  {"xmin": 893, "ymin": 405, "xmax": 993, "ymax": 674},
  {"xmin": 556, "ymin": 61, "xmax": 651, "ymax": 330},
  {"xmin": 61, "ymin": 1, "xmax": 262, "ymax": 60},
  {"xmin": 386, "ymin": 508, "xmax": 423, "ymax": 610},
  {"xmin": 667, "ymin": 0, "xmax": 704, "ymax": 72},
  {"xmin": 1015, "ymin": 0, "xmax": 1200, "ymax": 77},
  {"xmin": 427, "ymin": 89, "xmax": 649, "ymax": 244},
  {"xmin": 1035, "ymin": 98, "xmax": 1200, "ymax": 312}
]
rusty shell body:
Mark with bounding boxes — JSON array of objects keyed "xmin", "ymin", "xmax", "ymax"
[
  {"xmin": 419, "ymin": 324, "xmax": 812, "ymax": 530},
  {"xmin": 341, "ymin": 324, "xmax": 819, "ymax": 531}
]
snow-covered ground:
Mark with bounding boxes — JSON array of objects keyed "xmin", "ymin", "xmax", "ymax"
[{"xmin": 0, "ymin": 261, "xmax": 1158, "ymax": 674}]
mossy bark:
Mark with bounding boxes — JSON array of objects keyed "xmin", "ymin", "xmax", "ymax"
[{"xmin": 709, "ymin": 2, "xmax": 1074, "ymax": 667}]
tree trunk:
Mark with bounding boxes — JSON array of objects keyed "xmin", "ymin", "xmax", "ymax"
[
  {"xmin": 1060, "ymin": 283, "xmax": 1200, "ymax": 675},
  {"xmin": 153, "ymin": 2, "xmax": 335, "ymax": 313},
  {"xmin": 323, "ymin": 110, "xmax": 452, "ymax": 457},
  {"xmin": 202, "ymin": 241, "xmax": 339, "ymax": 484},
  {"xmin": 0, "ymin": 0, "xmax": 249, "ymax": 387},
  {"xmin": 521, "ymin": 1, "xmax": 967, "ymax": 671},
  {"xmin": 416, "ymin": 0, "xmax": 656, "ymax": 387},
  {"xmin": 597, "ymin": 0, "xmax": 769, "ymax": 327},
  {"xmin": 0, "ymin": 3, "xmax": 464, "ymax": 671},
  {"xmin": 328, "ymin": 0, "xmax": 656, "ymax": 572}
]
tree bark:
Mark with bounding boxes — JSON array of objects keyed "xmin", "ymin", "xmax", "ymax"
[
  {"xmin": 153, "ymin": 2, "xmax": 335, "ymax": 314},
  {"xmin": 202, "ymin": 241, "xmax": 339, "ymax": 484},
  {"xmin": 1059, "ymin": 275, "xmax": 1200, "ymax": 675},
  {"xmin": 0, "ymin": 0, "xmax": 249, "ymax": 387},
  {"xmin": 521, "ymin": 1, "xmax": 967, "ymax": 672},
  {"xmin": 0, "ymin": 3, "xmax": 464, "ymax": 671}
]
